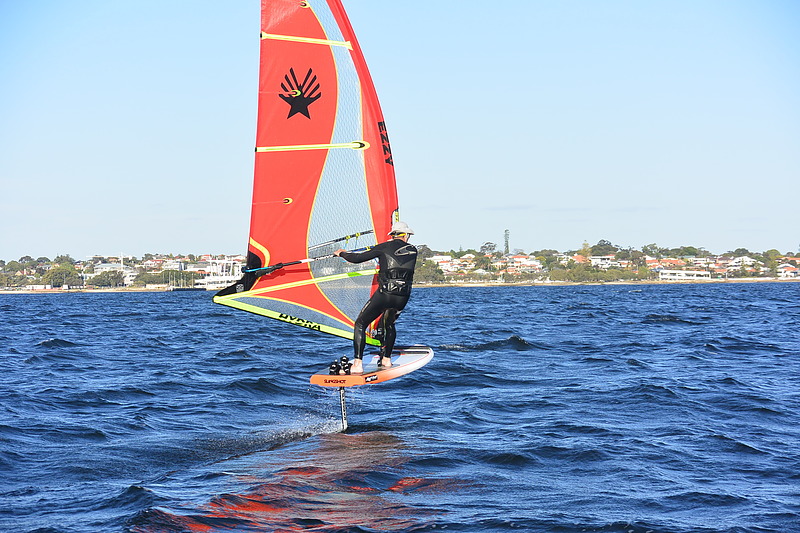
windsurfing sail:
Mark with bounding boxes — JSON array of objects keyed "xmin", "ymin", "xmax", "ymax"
[{"xmin": 214, "ymin": 0, "xmax": 398, "ymax": 345}]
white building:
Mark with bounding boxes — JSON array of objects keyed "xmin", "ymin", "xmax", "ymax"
[
  {"xmin": 141, "ymin": 259, "xmax": 164, "ymax": 270},
  {"xmin": 195, "ymin": 259, "xmax": 244, "ymax": 290},
  {"xmin": 727, "ymin": 256, "xmax": 759, "ymax": 269},
  {"xmin": 688, "ymin": 257, "xmax": 715, "ymax": 267},
  {"xmin": 429, "ymin": 255, "xmax": 460, "ymax": 273},
  {"xmin": 86, "ymin": 263, "xmax": 138, "ymax": 285},
  {"xmin": 777, "ymin": 264, "xmax": 799, "ymax": 278},
  {"xmin": 162, "ymin": 260, "xmax": 185, "ymax": 271},
  {"xmin": 659, "ymin": 269, "xmax": 712, "ymax": 281},
  {"xmin": 509, "ymin": 255, "xmax": 543, "ymax": 273},
  {"xmin": 590, "ymin": 255, "xmax": 619, "ymax": 270}
]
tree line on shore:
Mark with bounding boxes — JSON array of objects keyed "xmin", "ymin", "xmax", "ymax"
[
  {"xmin": 412, "ymin": 240, "xmax": 798, "ymax": 283},
  {"xmin": 1, "ymin": 241, "xmax": 797, "ymax": 287},
  {"xmin": 0, "ymin": 254, "xmax": 202, "ymax": 288}
]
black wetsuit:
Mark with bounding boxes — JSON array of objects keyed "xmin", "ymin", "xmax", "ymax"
[{"xmin": 339, "ymin": 238, "xmax": 418, "ymax": 360}]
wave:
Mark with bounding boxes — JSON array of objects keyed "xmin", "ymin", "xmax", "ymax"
[
  {"xmin": 42, "ymin": 425, "xmax": 109, "ymax": 442},
  {"xmin": 412, "ymin": 519, "xmax": 677, "ymax": 532},
  {"xmin": 705, "ymin": 433, "xmax": 770, "ymax": 455},
  {"xmin": 35, "ymin": 338, "xmax": 80, "ymax": 348},
  {"xmin": 212, "ymin": 348, "xmax": 253, "ymax": 359},
  {"xmin": 641, "ymin": 314, "xmax": 704, "ymax": 325},
  {"xmin": 101, "ymin": 485, "xmax": 163, "ymax": 513},
  {"xmin": 477, "ymin": 450, "xmax": 539, "ymax": 467},
  {"xmin": 194, "ymin": 419, "xmax": 343, "ymax": 464},
  {"xmin": 441, "ymin": 335, "xmax": 545, "ymax": 352},
  {"xmin": 665, "ymin": 490, "xmax": 749, "ymax": 507},
  {"xmin": 581, "ymin": 355, "xmax": 615, "ymax": 363},
  {"xmin": 73, "ymin": 386, "xmax": 157, "ymax": 405},
  {"xmin": 128, "ymin": 508, "xmax": 199, "ymax": 532},
  {"xmin": 704, "ymin": 336, "xmax": 783, "ymax": 356},
  {"xmin": 530, "ymin": 444, "xmax": 612, "ymax": 463},
  {"xmin": 222, "ymin": 377, "xmax": 293, "ymax": 396},
  {"xmin": 605, "ymin": 383, "xmax": 683, "ymax": 404}
]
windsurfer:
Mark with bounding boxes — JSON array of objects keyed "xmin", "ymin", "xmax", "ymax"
[{"xmin": 334, "ymin": 221, "xmax": 418, "ymax": 373}]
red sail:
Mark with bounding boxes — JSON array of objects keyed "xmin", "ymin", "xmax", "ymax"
[{"xmin": 215, "ymin": 0, "xmax": 398, "ymax": 343}]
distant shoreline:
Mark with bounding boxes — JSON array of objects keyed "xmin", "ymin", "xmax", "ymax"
[
  {"xmin": 416, "ymin": 277, "xmax": 800, "ymax": 288},
  {"xmin": 2, "ymin": 277, "xmax": 798, "ymax": 295}
]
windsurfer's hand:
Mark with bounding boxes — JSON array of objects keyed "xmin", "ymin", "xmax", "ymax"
[{"xmin": 334, "ymin": 249, "xmax": 345, "ymax": 257}]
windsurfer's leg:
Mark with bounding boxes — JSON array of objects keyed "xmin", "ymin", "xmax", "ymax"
[
  {"xmin": 379, "ymin": 309, "xmax": 398, "ymax": 367},
  {"xmin": 379, "ymin": 296, "xmax": 407, "ymax": 366},
  {"xmin": 351, "ymin": 296, "xmax": 386, "ymax": 372}
]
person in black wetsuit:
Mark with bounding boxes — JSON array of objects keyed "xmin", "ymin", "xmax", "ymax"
[{"xmin": 333, "ymin": 221, "xmax": 418, "ymax": 373}]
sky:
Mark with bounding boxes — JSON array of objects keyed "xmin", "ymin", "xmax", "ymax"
[{"xmin": 1, "ymin": 0, "xmax": 799, "ymax": 261}]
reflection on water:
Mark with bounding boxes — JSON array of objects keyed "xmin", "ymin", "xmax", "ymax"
[{"xmin": 132, "ymin": 432, "xmax": 457, "ymax": 532}]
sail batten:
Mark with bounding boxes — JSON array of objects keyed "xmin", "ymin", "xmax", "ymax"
[
  {"xmin": 216, "ymin": 269, "xmax": 378, "ymax": 298},
  {"xmin": 214, "ymin": 0, "xmax": 398, "ymax": 345},
  {"xmin": 255, "ymin": 141, "xmax": 368, "ymax": 152},
  {"xmin": 260, "ymin": 32, "xmax": 353, "ymax": 50}
]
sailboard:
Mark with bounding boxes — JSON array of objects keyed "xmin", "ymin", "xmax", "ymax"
[
  {"xmin": 311, "ymin": 346, "xmax": 434, "ymax": 387},
  {"xmin": 213, "ymin": 0, "xmax": 432, "ymax": 428}
]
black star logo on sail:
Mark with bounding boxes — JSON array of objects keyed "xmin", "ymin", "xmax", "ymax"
[{"xmin": 279, "ymin": 67, "xmax": 321, "ymax": 119}]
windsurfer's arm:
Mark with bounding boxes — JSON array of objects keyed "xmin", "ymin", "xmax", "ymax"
[{"xmin": 336, "ymin": 245, "xmax": 381, "ymax": 264}]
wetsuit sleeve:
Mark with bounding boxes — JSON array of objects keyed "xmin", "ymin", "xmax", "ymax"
[{"xmin": 339, "ymin": 243, "xmax": 385, "ymax": 264}]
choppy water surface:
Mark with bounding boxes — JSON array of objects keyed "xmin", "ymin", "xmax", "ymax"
[{"xmin": 1, "ymin": 283, "xmax": 799, "ymax": 532}]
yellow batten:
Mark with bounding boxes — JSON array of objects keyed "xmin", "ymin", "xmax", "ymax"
[
  {"xmin": 256, "ymin": 141, "xmax": 369, "ymax": 153},
  {"xmin": 261, "ymin": 32, "xmax": 352, "ymax": 50},
  {"xmin": 216, "ymin": 270, "xmax": 377, "ymax": 299}
]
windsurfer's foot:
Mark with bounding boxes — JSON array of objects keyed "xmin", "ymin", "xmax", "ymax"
[
  {"xmin": 379, "ymin": 356, "xmax": 392, "ymax": 368},
  {"xmin": 350, "ymin": 358, "xmax": 363, "ymax": 374}
]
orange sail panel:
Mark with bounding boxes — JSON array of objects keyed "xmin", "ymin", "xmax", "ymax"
[{"xmin": 214, "ymin": 0, "xmax": 398, "ymax": 344}]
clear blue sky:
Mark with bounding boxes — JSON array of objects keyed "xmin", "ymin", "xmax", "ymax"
[{"xmin": 1, "ymin": 0, "xmax": 798, "ymax": 260}]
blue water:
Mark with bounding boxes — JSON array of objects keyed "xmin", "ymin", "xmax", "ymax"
[{"xmin": 1, "ymin": 283, "xmax": 799, "ymax": 532}]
